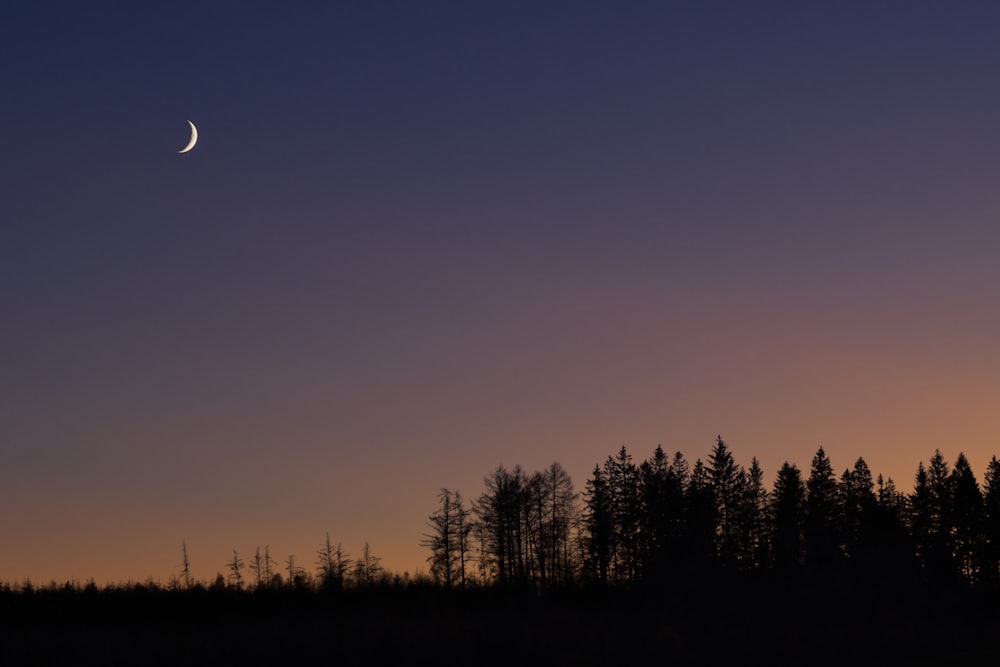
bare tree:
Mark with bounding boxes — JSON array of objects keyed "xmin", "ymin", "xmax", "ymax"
[
  {"xmin": 354, "ymin": 542, "xmax": 383, "ymax": 587},
  {"xmin": 423, "ymin": 488, "xmax": 458, "ymax": 588},
  {"xmin": 264, "ymin": 545, "xmax": 277, "ymax": 585},
  {"xmin": 317, "ymin": 533, "xmax": 351, "ymax": 590},
  {"xmin": 181, "ymin": 541, "xmax": 193, "ymax": 589},
  {"xmin": 249, "ymin": 547, "xmax": 264, "ymax": 589},
  {"xmin": 453, "ymin": 491, "xmax": 474, "ymax": 588},
  {"xmin": 226, "ymin": 549, "xmax": 245, "ymax": 590},
  {"xmin": 285, "ymin": 554, "xmax": 305, "ymax": 588}
]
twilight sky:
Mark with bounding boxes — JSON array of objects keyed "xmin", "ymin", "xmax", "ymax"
[{"xmin": 4, "ymin": 2, "xmax": 1000, "ymax": 584}]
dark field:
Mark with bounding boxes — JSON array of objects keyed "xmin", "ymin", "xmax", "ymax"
[{"xmin": 3, "ymin": 578, "xmax": 1000, "ymax": 666}]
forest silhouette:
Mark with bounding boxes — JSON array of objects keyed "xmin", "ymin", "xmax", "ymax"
[{"xmin": 6, "ymin": 438, "xmax": 1000, "ymax": 665}]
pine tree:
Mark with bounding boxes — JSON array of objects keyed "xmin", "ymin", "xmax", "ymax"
[
  {"xmin": 708, "ymin": 436, "xmax": 742, "ymax": 567},
  {"xmin": 841, "ymin": 457, "xmax": 877, "ymax": 560},
  {"xmin": 685, "ymin": 459, "xmax": 717, "ymax": 571},
  {"xmin": 772, "ymin": 462, "xmax": 805, "ymax": 570},
  {"xmin": 805, "ymin": 447, "xmax": 840, "ymax": 567},
  {"xmin": 583, "ymin": 463, "xmax": 613, "ymax": 585},
  {"xmin": 607, "ymin": 447, "xmax": 642, "ymax": 582},
  {"xmin": 925, "ymin": 450, "xmax": 954, "ymax": 577},
  {"xmin": 910, "ymin": 462, "xmax": 932, "ymax": 569},
  {"xmin": 872, "ymin": 475, "xmax": 913, "ymax": 577},
  {"xmin": 738, "ymin": 457, "xmax": 770, "ymax": 570},
  {"xmin": 983, "ymin": 457, "xmax": 1000, "ymax": 582},
  {"xmin": 638, "ymin": 447, "xmax": 665, "ymax": 575},
  {"xmin": 949, "ymin": 453, "xmax": 984, "ymax": 582}
]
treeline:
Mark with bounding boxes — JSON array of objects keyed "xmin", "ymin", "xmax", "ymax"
[
  {"xmin": 1, "ymin": 537, "xmax": 399, "ymax": 595},
  {"xmin": 424, "ymin": 437, "xmax": 1000, "ymax": 590}
]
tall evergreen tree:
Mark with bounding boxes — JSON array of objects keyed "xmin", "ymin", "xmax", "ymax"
[
  {"xmin": 738, "ymin": 457, "xmax": 770, "ymax": 570},
  {"xmin": 708, "ymin": 436, "xmax": 743, "ymax": 567},
  {"xmin": 925, "ymin": 450, "xmax": 954, "ymax": 577},
  {"xmin": 804, "ymin": 447, "xmax": 840, "ymax": 566},
  {"xmin": 639, "ymin": 447, "xmax": 686, "ymax": 580},
  {"xmin": 872, "ymin": 474, "xmax": 913, "ymax": 577},
  {"xmin": 607, "ymin": 447, "xmax": 642, "ymax": 582},
  {"xmin": 910, "ymin": 462, "xmax": 932, "ymax": 569},
  {"xmin": 685, "ymin": 459, "xmax": 717, "ymax": 571},
  {"xmin": 841, "ymin": 457, "xmax": 877, "ymax": 560},
  {"xmin": 983, "ymin": 456, "xmax": 1000, "ymax": 582},
  {"xmin": 583, "ymin": 463, "xmax": 613, "ymax": 585},
  {"xmin": 772, "ymin": 462, "xmax": 805, "ymax": 570},
  {"xmin": 949, "ymin": 453, "xmax": 984, "ymax": 582}
]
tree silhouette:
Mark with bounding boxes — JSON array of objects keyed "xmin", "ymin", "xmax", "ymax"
[
  {"xmin": 226, "ymin": 549, "xmax": 245, "ymax": 590},
  {"xmin": 583, "ymin": 463, "xmax": 613, "ymax": 585},
  {"xmin": 925, "ymin": 450, "xmax": 954, "ymax": 578},
  {"xmin": 285, "ymin": 555, "xmax": 305, "ymax": 589},
  {"xmin": 804, "ymin": 447, "xmax": 840, "ymax": 567},
  {"xmin": 738, "ymin": 457, "xmax": 770, "ymax": 570},
  {"xmin": 639, "ymin": 446, "xmax": 686, "ymax": 580},
  {"xmin": 684, "ymin": 459, "xmax": 717, "ymax": 572},
  {"xmin": 707, "ymin": 436, "xmax": 742, "ymax": 568},
  {"xmin": 983, "ymin": 456, "xmax": 1000, "ymax": 582},
  {"xmin": 840, "ymin": 457, "xmax": 877, "ymax": 561},
  {"xmin": 910, "ymin": 461, "xmax": 933, "ymax": 570},
  {"xmin": 536, "ymin": 463, "xmax": 577, "ymax": 587},
  {"xmin": 476, "ymin": 466, "xmax": 527, "ymax": 585},
  {"xmin": 423, "ymin": 489, "xmax": 460, "ymax": 588},
  {"xmin": 949, "ymin": 453, "xmax": 984, "ymax": 582},
  {"xmin": 249, "ymin": 547, "xmax": 264, "ymax": 590},
  {"xmin": 772, "ymin": 462, "xmax": 805, "ymax": 570},
  {"xmin": 181, "ymin": 541, "xmax": 192, "ymax": 589},
  {"xmin": 354, "ymin": 542, "xmax": 383, "ymax": 587},
  {"xmin": 607, "ymin": 447, "xmax": 642, "ymax": 582},
  {"xmin": 316, "ymin": 533, "xmax": 351, "ymax": 591}
]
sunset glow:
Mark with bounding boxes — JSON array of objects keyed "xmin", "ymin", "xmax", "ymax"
[{"xmin": 4, "ymin": 3, "xmax": 1000, "ymax": 587}]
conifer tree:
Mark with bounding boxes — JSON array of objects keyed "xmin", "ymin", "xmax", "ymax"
[
  {"xmin": 910, "ymin": 462, "xmax": 932, "ymax": 568},
  {"xmin": 805, "ymin": 447, "xmax": 840, "ymax": 566},
  {"xmin": 738, "ymin": 457, "xmax": 770, "ymax": 570},
  {"xmin": 949, "ymin": 453, "xmax": 984, "ymax": 582},
  {"xmin": 685, "ymin": 459, "xmax": 717, "ymax": 571},
  {"xmin": 925, "ymin": 450, "xmax": 954, "ymax": 576},
  {"xmin": 607, "ymin": 447, "xmax": 642, "ymax": 582},
  {"xmin": 584, "ymin": 463, "xmax": 613, "ymax": 585},
  {"xmin": 708, "ymin": 436, "xmax": 742, "ymax": 567},
  {"xmin": 772, "ymin": 462, "xmax": 805, "ymax": 570},
  {"xmin": 982, "ymin": 456, "xmax": 1000, "ymax": 582},
  {"xmin": 841, "ymin": 457, "xmax": 877, "ymax": 559}
]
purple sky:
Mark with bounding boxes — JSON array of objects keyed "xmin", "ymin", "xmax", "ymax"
[{"xmin": 4, "ymin": 2, "xmax": 1000, "ymax": 583}]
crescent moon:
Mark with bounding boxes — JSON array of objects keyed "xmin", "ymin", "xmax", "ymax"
[{"xmin": 178, "ymin": 120, "xmax": 198, "ymax": 154}]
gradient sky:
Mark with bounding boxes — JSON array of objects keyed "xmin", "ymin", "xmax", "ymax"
[{"xmin": 5, "ymin": 2, "xmax": 1000, "ymax": 584}]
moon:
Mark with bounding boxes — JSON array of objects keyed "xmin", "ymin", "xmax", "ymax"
[{"xmin": 178, "ymin": 120, "xmax": 198, "ymax": 154}]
